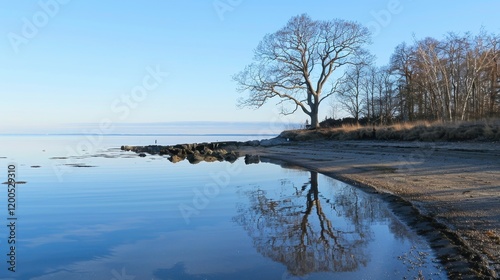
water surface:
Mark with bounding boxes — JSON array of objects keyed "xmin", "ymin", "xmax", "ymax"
[{"xmin": 0, "ymin": 135, "xmax": 446, "ymax": 279}]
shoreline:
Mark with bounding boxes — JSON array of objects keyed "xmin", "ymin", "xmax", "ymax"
[
  {"xmin": 123, "ymin": 139, "xmax": 499, "ymax": 279},
  {"xmin": 237, "ymin": 140, "xmax": 500, "ymax": 279}
]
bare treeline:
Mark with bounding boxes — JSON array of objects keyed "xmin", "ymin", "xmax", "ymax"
[{"xmin": 337, "ymin": 31, "xmax": 500, "ymax": 124}]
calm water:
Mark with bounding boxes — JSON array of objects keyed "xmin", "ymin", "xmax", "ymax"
[{"xmin": 0, "ymin": 135, "xmax": 446, "ymax": 279}]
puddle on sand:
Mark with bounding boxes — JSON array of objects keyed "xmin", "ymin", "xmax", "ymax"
[{"xmin": 232, "ymin": 165, "xmax": 447, "ymax": 279}]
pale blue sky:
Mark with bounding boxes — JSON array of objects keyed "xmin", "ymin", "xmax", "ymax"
[{"xmin": 1, "ymin": 1, "xmax": 499, "ymax": 132}]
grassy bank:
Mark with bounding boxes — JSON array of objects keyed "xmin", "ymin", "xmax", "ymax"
[{"xmin": 280, "ymin": 119, "xmax": 500, "ymax": 142}]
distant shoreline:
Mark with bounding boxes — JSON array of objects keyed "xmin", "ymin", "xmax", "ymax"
[
  {"xmin": 0, "ymin": 133, "xmax": 278, "ymax": 137},
  {"xmin": 0, "ymin": 121, "xmax": 300, "ymax": 136}
]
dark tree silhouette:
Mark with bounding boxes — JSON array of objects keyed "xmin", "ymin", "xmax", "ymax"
[
  {"xmin": 234, "ymin": 172, "xmax": 374, "ymax": 276},
  {"xmin": 234, "ymin": 171, "xmax": 416, "ymax": 277},
  {"xmin": 234, "ymin": 14, "xmax": 371, "ymax": 128}
]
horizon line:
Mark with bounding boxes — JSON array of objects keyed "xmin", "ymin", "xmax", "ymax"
[{"xmin": 0, "ymin": 133, "xmax": 280, "ymax": 137}]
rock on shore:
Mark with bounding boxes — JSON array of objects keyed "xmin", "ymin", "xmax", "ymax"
[
  {"xmin": 121, "ymin": 142, "xmax": 239, "ymax": 164},
  {"xmin": 121, "ymin": 137, "xmax": 290, "ymax": 164}
]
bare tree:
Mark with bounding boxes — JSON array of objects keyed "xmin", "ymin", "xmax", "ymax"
[
  {"xmin": 488, "ymin": 37, "xmax": 500, "ymax": 117},
  {"xmin": 378, "ymin": 66, "xmax": 398, "ymax": 124},
  {"xmin": 337, "ymin": 55, "xmax": 374, "ymax": 123},
  {"xmin": 328, "ymin": 97, "xmax": 340, "ymax": 120},
  {"xmin": 234, "ymin": 14, "xmax": 371, "ymax": 128},
  {"xmin": 360, "ymin": 66, "xmax": 397, "ymax": 125},
  {"xmin": 362, "ymin": 65, "xmax": 378, "ymax": 123},
  {"xmin": 337, "ymin": 63, "xmax": 366, "ymax": 123},
  {"xmin": 388, "ymin": 31, "xmax": 500, "ymax": 122}
]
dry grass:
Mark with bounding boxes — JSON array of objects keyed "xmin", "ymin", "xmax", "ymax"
[
  {"xmin": 486, "ymin": 230, "xmax": 500, "ymax": 245},
  {"xmin": 339, "ymin": 123, "xmax": 363, "ymax": 132},
  {"xmin": 280, "ymin": 119, "xmax": 500, "ymax": 142}
]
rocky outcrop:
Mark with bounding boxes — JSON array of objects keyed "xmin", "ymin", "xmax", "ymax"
[
  {"xmin": 168, "ymin": 155, "xmax": 185, "ymax": 163},
  {"xmin": 121, "ymin": 137, "xmax": 289, "ymax": 164},
  {"xmin": 121, "ymin": 142, "xmax": 241, "ymax": 164},
  {"xmin": 244, "ymin": 154, "xmax": 260, "ymax": 164}
]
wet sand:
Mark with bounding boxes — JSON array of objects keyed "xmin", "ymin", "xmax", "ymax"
[{"xmin": 238, "ymin": 140, "xmax": 500, "ymax": 279}]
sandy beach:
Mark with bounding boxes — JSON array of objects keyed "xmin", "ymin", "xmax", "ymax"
[{"xmin": 238, "ymin": 140, "xmax": 500, "ymax": 279}]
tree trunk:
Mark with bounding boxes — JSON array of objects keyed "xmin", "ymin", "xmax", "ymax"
[
  {"xmin": 309, "ymin": 95, "xmax": 320, "ymax": 129},
  {"xmin": 310, "ymin": 110, "xmax": 319, "ymax": 129},
  {"xmin": 491, "ymin": 58, "xmax": 499, "ymax": 117}
]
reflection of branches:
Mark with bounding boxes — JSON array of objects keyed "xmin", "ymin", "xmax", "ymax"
[
  {"xmin": 234, "ymin": 172, "xmax": 376, "ymax": 276},
  {"xmin": 329, "ymin": 177, "xmax": 418, "ymax": 242}
]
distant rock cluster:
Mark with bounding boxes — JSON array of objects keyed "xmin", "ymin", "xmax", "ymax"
[
  {"xmin": 121, "ymin": 142, "xmax": 240, "ymax": 164},
  {"xmin": 121, "ymin": 137, "xmax": 290, "ymax": 164}
]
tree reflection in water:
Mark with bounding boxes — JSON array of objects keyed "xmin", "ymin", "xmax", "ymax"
[{"xmin": 233, "ymin": 171, "xmax": 410, "ymax": 277}]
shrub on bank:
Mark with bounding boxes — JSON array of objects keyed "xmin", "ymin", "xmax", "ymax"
[{"xmin": 279, "ymin": 119, "xmax": 500, "ymax": 142}]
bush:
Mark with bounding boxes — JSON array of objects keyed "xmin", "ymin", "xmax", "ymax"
[{"xmin": 280, "ymin": 119, "xmax": 500, "ymax": 142}]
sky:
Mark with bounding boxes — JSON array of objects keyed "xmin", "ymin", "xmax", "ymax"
[{"xmin": 1, "ymin": 0, "xmax": 499, "ymax": 133}]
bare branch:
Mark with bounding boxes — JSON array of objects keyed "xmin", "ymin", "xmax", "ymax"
[{"xmin": 234, "ymin": 14, "xmax": 372, "ymax": 128}]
